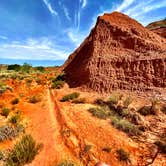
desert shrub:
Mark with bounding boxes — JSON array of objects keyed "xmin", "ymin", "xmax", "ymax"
[
  {"xmin": 52, "ymin": 80, "xmax": 65, "ymax": 89},
  {"xmin": 60, "ymin": 92, "xmax": 80, "ymax": 102},
  {"xmin": 1, "ymin": 108, "xmax": 10, "ymax": 117},
  {"xmin": 84, "ymin": 145, "xmax": 92, "ymax": 153},
  {"xmin": 155, "ymin": 140, "xmax": 166, "ymax": 153},
  {"xmin": 35, "ymin": 66, "xmax": 45, "ymax": 72},
  {"xmin": 88, "ymin": 107, "xmax": 110, "ymax": 119},
  {"xmin": 120, "ymin": 109, "xmax": 129, "ymax": 117},
  {"xmin": 117, "ymin": 148, "xmax": 130, "ymax": 161},
  {"xmin": 72, "ymin": 98, "xmax": 86, "ymax": 104},
  {"xmin": 0, "ymin": 124, "xmax": 24, "ymax": 142},
  {"xmin": 108, "ymin": 93, "xmax": 122, "ymax": 105},
  {"xmin": 28, "ymin": 95, "xmax": 41, "ymax": 104},
  {"xmin": 57, "ymin": 160, "xmax": 76, "ymax": 166},
  {"xmin": 7, "ymin": 64, "xmax": 21, "ymax": 71},
  {"xmin": 11, "ymin": 98, "xmax": 19, "ymax": 105},
  {"xmin": 0, "ymin": 82, "xmax": 12, "ymax": 94},
  {"xmin": 102, "ymin": 147, "xmax": 112, "ymax": 153},
  {"xmin": 0, "ymin": 150, "xmax": 4, "ymax": 160},
  {"xmin": 94, "ymin": 98, "xmax": 106, "ymax": 106},
  {"xmin": 9, "ymin": 113, "xmax": 21, "ymax": 125},
  {"xmin": 6, "ymin": 134, "xmax": 43, "ymax": 166},
  {"xmin": 21, "ymin": 63, "xmax": 32, "ymax": 73},
  {"xmin": 138, "ymin": 106, "xmax": 152, "ymax": 116},
  {"xmin": 123, "ymin": 96, "xmax": 133, "ymax": 108},
  {"xmin": 111, "ymin": 116, "xmax": 141, "ymax": 136}
]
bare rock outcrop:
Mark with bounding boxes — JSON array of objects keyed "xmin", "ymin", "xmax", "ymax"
[{"xmin": 64, "ymin": 12, "xmax": 166, "ymax": 93}]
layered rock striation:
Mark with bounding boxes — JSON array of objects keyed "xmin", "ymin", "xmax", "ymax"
[{"xmin": 64, "ymin": 12, "xmax": 166, "ymax": 93}]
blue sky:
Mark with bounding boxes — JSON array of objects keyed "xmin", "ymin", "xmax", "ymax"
[{"xmin": 0, "ymin": 0, "xmax": 165, "ymax": 63}]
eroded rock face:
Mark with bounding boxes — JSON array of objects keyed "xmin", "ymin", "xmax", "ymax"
[{"xmin": 64, "ymin": 12, "xmax": 166, "ymax": 93}]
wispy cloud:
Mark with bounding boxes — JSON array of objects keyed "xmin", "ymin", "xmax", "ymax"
[
  {"xmin": 121, "ymin": 0, "xmax": 166, "ymax": 25},
  {"xmin": 63, "ymin": 5, "xmax": 71, "ymax": 21},
  {"xmin": 116, "ymin": 0, "xmax": 135, "ymax": 12},
  {"xmin": 43, "ymin": 0, "xmax": 58, "ymax": 16},
  {"xmin": 0, "ymin": 38, "xmax": 70, "ymax": 60},
  {"xmin": 81, "ymin": 0, "xmax": 87, "ymax": 8},
  {"xmin": 0, "ymin": 35, "xmax": 8, "ymax": 40}
]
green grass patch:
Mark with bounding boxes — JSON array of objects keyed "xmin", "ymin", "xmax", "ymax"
[
  {"xmin": 6, "ymin": 134, "xmax": 43, "ymax": 166},
  {"xmin": 88, "ymin": 107, "xmax": 110, "ymax": 119},
  {"xmin": 1, "ymin": 108, "xmax": 10, "ymax": 118},
  {"xmin": 111, "ymin": 116, "xmax": 141, "ymax": 136}
]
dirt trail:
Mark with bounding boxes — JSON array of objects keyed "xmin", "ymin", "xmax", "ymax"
[{"xmin": 26, "ymin": 89, "xmax": 74, "ymax": 166}]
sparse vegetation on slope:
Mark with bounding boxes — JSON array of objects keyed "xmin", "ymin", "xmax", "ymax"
[
  {"xmin": 0, "ymin": 124, "xmax": 24, "ymax": 142},
  {"xmin": 6, "ymin": 134, "xmax": 43, "ymax": 166}
]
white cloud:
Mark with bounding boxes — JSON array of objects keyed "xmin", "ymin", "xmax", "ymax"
[
  {"xmin": 0, "ymin": 35, "xmax": 8, "ymax": 40},
  {"xmin": 116, "ymin": 0, "xmax": 135, "ymax": 12},
  {"xmin": 0, "ymin": 38, "xmax": 70, "ymax": 60},
  {"xmin": 43, "ymin": 0, "xmax": 58, "ymax": 16}
]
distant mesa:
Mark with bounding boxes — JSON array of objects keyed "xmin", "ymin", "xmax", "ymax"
[
  {"xmin": 146, "ymin": 18, "xmax": 166, "ymax": 38},
  {"xmin": 63, "ymin": 12, "xmax": 166, "ymax": 93}
]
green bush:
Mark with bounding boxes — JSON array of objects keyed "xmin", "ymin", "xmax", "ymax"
[
  {"xmin": 9, "ymin": 113, "xmax": 21, "ymax": 125},
  {"xmin": 7, "ymin": 64, "xmax": 21, "ymax": 71},
  {"xmin": 29, "ymin": 96, "xmax": 41, "ymax": 104},
  {"xmin": 1, "ymin": 108, "xmax": 10, "ymax": 117},
  {"xmin": 6, "ymin": 134, "xmax": 43, "ymax": 166},
  {"xmin": 117, "ymin": 148, "xmax": 130, "ymax": 161},
  {"xmin": 35, "ymin": 66, "xmax": 45, "ymax": 72},
  {"xmin": 52, "ymin": 80, "xmax": 65, "ymax": 89},
  {"xmin": 138, "ymin": 106, "xmax": 152, "ymax": 116},
  {"xmin": 21, "ymin": 63, "xmax": 32, "ymax": 73},
  {"xmin": 11, "ymin": 98, "xmax": 19, "ymax": 105},
  {"xmin": 111, "ymin": 116, "xmax": 141, "ymax": 136},
  {"xmin": 88, "ymin": 107, "xmax": 110, "ymax": 119},
  {"xmin": 60, "ymin": 92, "xmax": 80, "ymax": 102},
  {"xmin": 108, "ymin": 93, "xmax": 122, "ymax": 105}
]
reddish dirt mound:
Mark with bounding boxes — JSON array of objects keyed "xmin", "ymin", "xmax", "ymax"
[{"xmin": 64, "ymin": 12, "xmax": 166, "ymax": 93}]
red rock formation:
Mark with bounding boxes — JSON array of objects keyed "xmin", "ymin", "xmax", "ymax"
[{"xmin": 64, "ymin": 12, "xmax": 166, "ymax": 93}]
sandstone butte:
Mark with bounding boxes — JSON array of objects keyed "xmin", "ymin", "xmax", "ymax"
[{"xmin": 63, "ymin": 12, "xmax": 166, "ymax": 93}]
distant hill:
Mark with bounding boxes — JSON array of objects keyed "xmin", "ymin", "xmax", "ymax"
[{"xmin": 146, "ymin": 18, "xmax": 166, "ymax": 38}]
